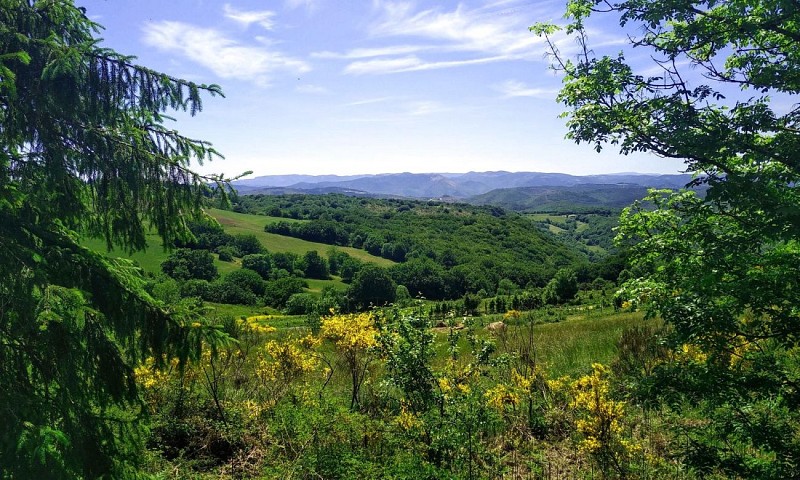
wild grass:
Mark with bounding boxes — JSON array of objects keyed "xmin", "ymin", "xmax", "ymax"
[
  {"xmin": 529, "ymin": 311, "xmax": 649, "ymax": 377},
  {"xmin": 305, "ymin": 277, "xmax": 347, "ymax": 293},
  {"xmin": 207, "ymin": 208, "xmax": 395, "ymax": 266}
]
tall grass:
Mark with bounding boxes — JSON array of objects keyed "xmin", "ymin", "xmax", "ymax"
[{"xmin": 530, "ymin": 311, "xmax": 649, "ymax": 377}]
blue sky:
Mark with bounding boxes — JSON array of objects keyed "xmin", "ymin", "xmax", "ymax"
[{"xmin": 77, "ymin": 0, "xmax": 687, "ymax": 178}]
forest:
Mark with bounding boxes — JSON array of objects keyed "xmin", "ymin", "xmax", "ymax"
[{"xmin": 2, "ymin": 0, "xmax": 799, "ymax": 479}]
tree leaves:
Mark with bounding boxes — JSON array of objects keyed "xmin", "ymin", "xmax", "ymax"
[{"xmin": 0, "ymin": 1, "xmax": 231, "ymax": 477}]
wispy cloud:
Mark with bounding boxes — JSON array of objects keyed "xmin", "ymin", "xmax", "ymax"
[
  {"xmin": 494, "ymin": 79, "xmax": 557, "ymax": 99},
  {"xmin": 341, "ymin": 97, "xmax": 395, "ymax": 107},
  {"xmin": 344, "ymin": 56, "xmax": 422, "ymax": 75},
  {"xmin": 223, "ymin": 4, "xmax": 276, "ymax": 30},
  {"xmin": 337, "ymin": 98, "xmax": 447, "ymax": 122},
  {"xmin": 142, "ymin": 21, "xmax": 310, "ymax": 86},
  {"xmin": 368, "ymin": 1, "xmax": 541, "ymax": 56},
  {"xmin": 313, "ymin": 45, "xmax": 431, "ymax": 60},
  {"xmin": 328, "ymin": 1, "xmax": 555, "ymax": 75},
  {"xmin": 345, "ymin": 54, "xmax": 523, "ymax": 75}
]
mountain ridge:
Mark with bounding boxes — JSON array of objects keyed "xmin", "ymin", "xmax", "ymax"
[{"xmin": 233, "ymin": 171, "xmax": 694, "ymax": 199}]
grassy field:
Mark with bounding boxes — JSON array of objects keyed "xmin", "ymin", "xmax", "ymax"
[
  {"xmin": 80, "ymin": 208, "xmax": 394, "ymax": 275},
  {"xmin": 531, "ymin": 311, "xmax": 649, "ymax": 377},
  {"xmin": 81, "ymin": 234, "xmax": 238, "ymax": 275},
  {"xmin": 306, "ymin": 277, "xmax": 348, "ymax": 293},
  {"xmin": 427, "ymin": 309, "xmax": 646, "ymax": 378},
  {"xmin": 207, "ymin": 208, "xmax": 395, "ymax": 266}
]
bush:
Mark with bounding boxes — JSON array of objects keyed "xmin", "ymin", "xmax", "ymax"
[
  {"xmin": 232, "ymin": 234, "xmax": 264, "ymax": 256},
  {"xmin": 241, "ymin": 253, "xmax": 272, "ymax": 279},
  {"xmin": 264, "ymin": 277, "xmax": 308, "ymax": 308},
  {"xmin": 161, "ymin": 248, "xmax": 218, "ymax": 281},
  {"xmin": 215, "ymin": 246, "xmax": 237, "ymax": 262},
  {"xmin": 181, "ymin": 279, "xmax": 211, "ymax": 299},
  {"xmin": 206, "ymin": 281, "xmax": 258, "ymax": 305},
  {"xmin": 300, "ymin": 250, "xmax": 329, "ymax": 279},
  {"xmin": 223, "ymin": 268, "xmax": 266, "ymax": 296},
  {"xmin": 284, "ymin": 293, "xmax": 317, "ymax": 315}
]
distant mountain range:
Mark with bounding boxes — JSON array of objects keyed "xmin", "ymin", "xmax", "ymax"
[{"xmin": 232, "ymin": 171, "xmax": 694, "ymax": 201}]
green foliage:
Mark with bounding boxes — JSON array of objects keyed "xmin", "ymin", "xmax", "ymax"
[
  {"xmin": 0, "ymin": 1, "xmax": 229, "ymax": 477},
  {"xmin": 380, "ymin": 315, "xmax": 437, "ymax": 412},
  {"xmin": 300, "ymin": 250, "xmax": 330, "ymax": 279},
  {"xmin": 536, "ymin": 0, "xmax": 800, "ymax": 476},
  {"xmin": 231, "ymin": 233, "xmax": 264, "ymax": 256},
  {"xmin": 161, "ymin": 248, "xmax": 219, "ymax": 281},
  {"xmin": 241, "ymin": 253, "xmax": 272, "ymax": 279},
  {"xmin": 243, "ymin": 193, "xmax": 586, "ymax": 297},
  {"xmin": 348, "ymin": 264, "xmax": 397, "ymax": 309},
  {"xmin": 542, "ymin": 268, "xmax": 579, "ymax": 305},
  {"xmin": 180, "ymin": 279, "xmax": 211, "ymax": 299},
  {"xmin": 263, "ymin": 276, "xmax": 308, "ymax": 308},
  {"xmin": 222, "ymin": 268, "xmax": 265, "ymax": 296},
  {"xmin": 284, "ymin": 292, "xmax": 317, "ymax": 315},
  {"xmin": 214, "ymin": 245, "xmax": 236, "ymax": 262}
]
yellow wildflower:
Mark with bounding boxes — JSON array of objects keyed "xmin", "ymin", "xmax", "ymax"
[
  {"xmin": 395, "ymin": 404, "xmax": 423, "ymax": 431},
  {"xmin": 242, "ymin": 315, "xmax": 277, "ymax": 335},
  {"xmin": 485, "ymin": 383, "xmax": 519, "ymax": 411}
]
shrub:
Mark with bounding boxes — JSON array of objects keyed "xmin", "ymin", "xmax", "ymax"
[
  {"xmin": 180, "ymin": 279, "xmax": 211, "ymax": 299},
  {"xmin": 215, "ymin": 246, "xmax": 237, "ymax": 262},
  {"xmin": 223, "ymin": 268, "xmax": 266, "ymax": 296},
  {"xmin": 161, "ymin": 248, "xmax": 218, "ymax": 281},
  {"xmin": 264, "ymin": 277, "xmax": 308, "ymax": 308},
  {"xmin": 206, "ymin": 281, "xmax": 258, "ymax": 305},
  {"xmin": 241, "ymin": 253, "xmax": 272, "ymax": 279},
  {"xmin": 284, "ymin": 293, "xmax": 317, "ymax": 315}
]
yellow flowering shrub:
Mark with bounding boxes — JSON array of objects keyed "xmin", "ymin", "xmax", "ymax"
[
  {"xmin": 320, "ymin": 312, "xmax": 377, "ymax": 351},
  {"xmin": 677, "ymin": 343, "xmax": 708, "ymax": 364},
  {"xmin": 241, "ymin": 315, "xmax": 277, "ymax": 335},
  {"xmin": 570, "ymin": 363, "xmax": 638, "ymax": 474},
  {"xmin": 134, "ymin": 356, "xmax": 177, "ymax": 390},
  {"xmin": 485, "ymin": 383, "xmax": 519, "ymax": 411},
  {"xmin": 395, "ymin": 403, "xmax": 423, "ymax": 431},
  {"xmin": 320, "ymin": 313, "xmax": 379, "ymax": 409},
  {"xmin": 257, "ymin": 335, "xmax": 319, "ymax": 384}
]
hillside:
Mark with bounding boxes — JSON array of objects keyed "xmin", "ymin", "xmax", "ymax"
[
  {"xmin": 81, "ymin": 208, "xmax": 394, "ymax": 276},
  {"xmin": 467, "ymin": 183, "xmax": 652, "ymax": 213},
  {"xmin": 234, "ymin": 193, "xmax": 616, "ymax": 298}
]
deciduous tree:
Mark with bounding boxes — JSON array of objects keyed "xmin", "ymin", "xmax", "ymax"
[{"xmin": 534, "ymin": 0, "xmax": 800, "ymax": 475}]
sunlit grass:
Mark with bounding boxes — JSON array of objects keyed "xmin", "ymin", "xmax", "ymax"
[
  {"xmin": 531, "ymin": 311, "xmax": 651, "ymax": 377},
  {"xmin": 207, "ymin": 208, "xmax": 395, "ymax": 266}
]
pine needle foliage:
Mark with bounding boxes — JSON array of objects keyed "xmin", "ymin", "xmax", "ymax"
[{"xmin": 0, "ymin": 1, "xmax": 230, "ymax": 477}]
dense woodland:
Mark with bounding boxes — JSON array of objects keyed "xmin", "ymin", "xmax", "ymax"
[{"xmin": 2, "ymin": 1, "xmax": 800, "ymax": 479}]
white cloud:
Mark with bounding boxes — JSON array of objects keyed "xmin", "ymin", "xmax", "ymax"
[
  {"xmin": 494, "ymin": 79, "xmax": 557, "ymax": 99},
  {"xmin": 328, "ymin": 1, "xmax": 557, "ymax": 75},
  {"xmin": 344, "ymin": 55, "xmax": 422, "ymax": 75},
  {"xmin": 313, "ymin": 45, "xmax": 431, "ymax": 59},
  {"xmin": 344, "ymin": 53, "xmax": 521, "ymax": 75},
  {"xmin": 223, "ymin": 4, "xmax": 276, "ymax": 30},
  {"xmin": 368, "ymin": 1, "xmax": 543, "ymax": 57},
  {"xmin": 142, "ymin": 21, "xmax": 310, "ymax": 86}
]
